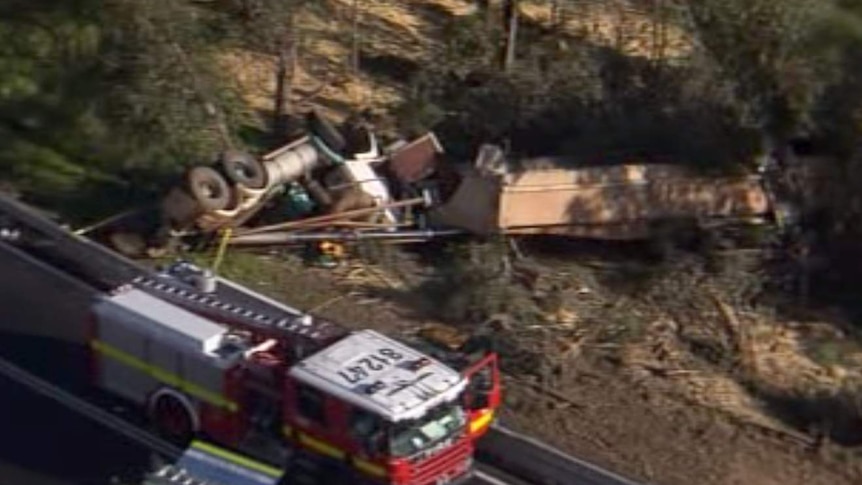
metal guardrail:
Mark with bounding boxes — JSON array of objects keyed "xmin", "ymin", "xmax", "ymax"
[{"xmin": 477, "ymin": 423, "xmax": 647, "ymax": 485}]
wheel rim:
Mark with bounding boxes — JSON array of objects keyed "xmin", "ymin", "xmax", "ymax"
[
  {"xmin": 231, "ymin": 162, "xmax": 254, "ymax": 180},
  {"xmin": 155, "ymin": 396, "xmax": 192, "ymax": 443}
]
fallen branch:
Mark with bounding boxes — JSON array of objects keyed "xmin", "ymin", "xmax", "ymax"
[
  {"xmin": 73, "ymin": 207, "xmax": 149, "ymax": 235},
  {"xmin": 710, "ymin": 292, "xmax": 754, "ymax": 371},
  {"xmin": 235, "ymin": 197, "xmax": 426, "ymax": 236}
]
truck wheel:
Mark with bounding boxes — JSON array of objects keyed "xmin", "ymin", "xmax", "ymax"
[
  {"xmin": 152, "ymin": 393, "xmax": 195, "ymax": 445},
  {"xmin": 187, "ymin": 166, "xmax": 231, "ymax": 212},
  {"xmin": 220, "ymin": 150, "xmax": 268, "ymax": 190},
  {"xmin": 107, "ymin": 231, "xmax": 147, "ymax": 258},
  {"xmin": 307, "ymin": 110, "xmax": 347, "ymax": 153}
]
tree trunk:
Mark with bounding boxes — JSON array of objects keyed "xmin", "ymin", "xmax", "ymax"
[
  {"xmin": 550, "ymin": 0, "xmax": 564, "ymax": 30},
  {"xmin": 500, "ymin": 0, "xmax": 519, "ymax": 72},
  {"xmin": 350, "ymin": 0, "xmax": 361, "ymax": 75},
  {"xmin": 476, "ymin": 0, "xmax": 494, "ymax": 31},
  {"xmin": 273, "ymin": 11, "xmax": 298, "ymax": 139},
  {"xmin": 273, "ymin": 43, "xmax": 288, "ymax": 136}
]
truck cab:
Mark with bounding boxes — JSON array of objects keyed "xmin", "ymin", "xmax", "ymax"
[
  {"xmin": 283, "ymin": 329, "xmax": 499, "ymax": 485},
  {"xmin": 89, "ymin": 270, "xmax": 500, "ymax": 485}
]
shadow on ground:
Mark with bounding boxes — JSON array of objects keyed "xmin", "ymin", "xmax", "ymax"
[{"xmin": 750, "ymin": 383, "xmax": 862, "ymax": 447}]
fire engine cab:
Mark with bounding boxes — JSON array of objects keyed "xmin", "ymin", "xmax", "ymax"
[{"xmin": 87, "ymin": 261, "xmax": 500, "ymax": 485}]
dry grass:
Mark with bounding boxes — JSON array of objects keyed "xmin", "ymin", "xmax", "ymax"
[
  {"xmin": 219, "ymin": 0, "xmax": 696, "ymax": 125},
  {"xmin": 609, "ymin": 263, "xmax": 862, "ymax": 446},
  {"xmin": 518, "ymin": 0, "xmax": 693, "ymax": 59}
]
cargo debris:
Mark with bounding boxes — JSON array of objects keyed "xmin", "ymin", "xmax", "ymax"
[{"xmin": 88, "ymin": 108, "xmax": 788, "ymax": 259}]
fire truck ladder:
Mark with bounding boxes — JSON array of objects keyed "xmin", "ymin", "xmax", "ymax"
[
  {"xmin": 0, "ymin": 195, "xmax": 347, "ymax": 351},
  {"xmin": 129, "ymin": 273, "xmax": 344, "ymax": 346}
]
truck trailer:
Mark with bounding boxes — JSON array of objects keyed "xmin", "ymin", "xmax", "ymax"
[{"xmin": 429, "ymin": 147, "xmax": 778, "ymax": 241}]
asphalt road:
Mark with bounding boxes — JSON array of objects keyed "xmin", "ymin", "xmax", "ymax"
[{"xmin": 0, "ymin": 371, "xmax": 153, "ymax": 485}]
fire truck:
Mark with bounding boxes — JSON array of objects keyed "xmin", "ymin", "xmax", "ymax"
[{"xmin": 0, "ymin": 195, "xmax": 501, "ymax": 485}]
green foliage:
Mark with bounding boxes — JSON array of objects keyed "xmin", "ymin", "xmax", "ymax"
[
  {"xmin": 394, "ymin": 1, "xmax": 862, "ymax": 172},
  {"xmin": 422, "ymin": 239, "xmax": 543, "ymax": 326},
  {"xmin": 685, "ymin": 0, "xmax": 844, "ymax": 140},
  {"xmin": 0, "ymin": 0, "xmax": 252, "ymax": 217},
  {"xmin": 396, "ymin": 7, "xmax": 763, "ymax": 168}
]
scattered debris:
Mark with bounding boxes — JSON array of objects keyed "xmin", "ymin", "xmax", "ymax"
[{"xmin": 85, "ymin": 108, "xmax": 787, "ymax": 262}]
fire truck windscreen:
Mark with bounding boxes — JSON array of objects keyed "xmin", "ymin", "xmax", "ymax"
[{"xmin": 389, "ymin": 401, "xmax": 465, "ymax": 457}]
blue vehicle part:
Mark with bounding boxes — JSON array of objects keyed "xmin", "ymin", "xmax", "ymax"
[{"xmin": 146, "ymin": 440, "xmax": 285, "ymax": 485}]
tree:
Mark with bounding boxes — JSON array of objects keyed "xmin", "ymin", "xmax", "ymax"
[
  {"xmin": 683, "ymin": 0, "xmax": 843, "ymax": 144},
  {"xmin": 0, "ymin": 0, "xmax": 247, "ymax": 216},
  {"xmin": 224, "ymin": 0, "xmax": 315, "ymax": 140},
  {"xmin": 500, "ymin": 0, "xmax": 520, "ymax": 72},
  {"xmin": 100, "ymin": 0, "xmax": 246, "ymax": 167}
]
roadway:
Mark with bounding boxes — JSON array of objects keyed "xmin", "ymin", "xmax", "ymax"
[{"xmin": 0, "ymin": 370, "xmax": 153, "ymax": 485}]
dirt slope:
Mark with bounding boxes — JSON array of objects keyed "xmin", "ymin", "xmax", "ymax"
[{"xmin": 220, "ymin": 0, "xmax": 692, "ymax": 124}]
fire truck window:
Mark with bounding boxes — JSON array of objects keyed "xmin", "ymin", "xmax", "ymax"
[
  {"xmin": 349, "ymin": 409, "xmax": 385, "ymax": 456},
  {"xmin": 297, "ymin": 384, "xmax": 327, "ymax": 426},
  {"xmin": 467, "ymin": 366, "xmax": 493, "ymax": 410}
]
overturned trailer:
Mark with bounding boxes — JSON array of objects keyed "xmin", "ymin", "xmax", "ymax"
[{"xmin": 429, "ymin": 150, "xmax": 778, "ymax": 241}]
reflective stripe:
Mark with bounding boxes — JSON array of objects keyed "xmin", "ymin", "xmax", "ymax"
[
  {"xmin": 190, "ymin": 440, "xmax": 283, "ymax": 478},
  {"xmin": 353, "ymin": 457, "xmax": 388, "ymax": 478},
  {"xmin": 470, "ymin": 409, "xmax": 495, "ymax": 434},
  {"xmin": 289, "ymin": 428, "xmax": 387, "ymax": 478},
  {"xmin": 297, "ymin": 432, "xmax": 345, "ymax": 459},
  {"xmin": 91, "ymin": 340, "xmax": 239, "ymax": 412}
]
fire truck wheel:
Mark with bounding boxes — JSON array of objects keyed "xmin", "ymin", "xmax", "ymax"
[
  {"xmin": 186, "ymin": 166, "xmax": 231, "ymax": 212},
  {"xmin": 152, "ymin": 393, "xmax": 195, "ymax": 445},
  {"xmin": 219, "ymin": 150, "xmax": 268, "ymax": 190}
]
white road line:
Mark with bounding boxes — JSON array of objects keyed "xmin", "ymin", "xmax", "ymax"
[{"xmin": 473, "ymin": 469, "xmax": 515, "ymax": 485}]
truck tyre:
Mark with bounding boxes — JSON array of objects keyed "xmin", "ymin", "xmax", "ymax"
[
  {"xmin": 186, "ymin": 166, "xmax": 231, "ymax": 212},
  {"xmin": 307, "ymin": 110, "xmax": 346, "ymax": 153},
  {"xmin": 151, "ymin": 392, "xmax": 196, "ymax": 446},
  {"xmin": 107, "ymin": 231, "xmax": 147, "ymax": 258},
  {"xmin": 219, "ymin": 150, "xmax": 268, "ymax": 190}
]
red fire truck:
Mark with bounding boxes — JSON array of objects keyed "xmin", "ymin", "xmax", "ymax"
[{"xmin": 86, "ymin": 261, "xmax": 501, "ymax": 485}]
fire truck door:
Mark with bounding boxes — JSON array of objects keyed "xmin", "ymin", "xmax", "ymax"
[{"xmin": 462, "ymin": 353, "xmax": 500, "ymax": 438}]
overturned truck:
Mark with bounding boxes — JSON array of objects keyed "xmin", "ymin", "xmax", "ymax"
[{"xmin": 428, "ymin": 146, "xmax": 780, "ymax": 245}]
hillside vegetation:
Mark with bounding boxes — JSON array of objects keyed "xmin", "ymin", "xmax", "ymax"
[{"xmin": 6, "ymin": 2, "xmax": 862, "ymax": 485}]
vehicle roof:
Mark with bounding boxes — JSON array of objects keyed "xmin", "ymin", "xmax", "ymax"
[
  {"xmin": 289, "ymin": 330, "xmax": 467, "ymax": 422},
  {"xmin": 95, "ymin": 288, "xmax": 226, "ymax": 355}
]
